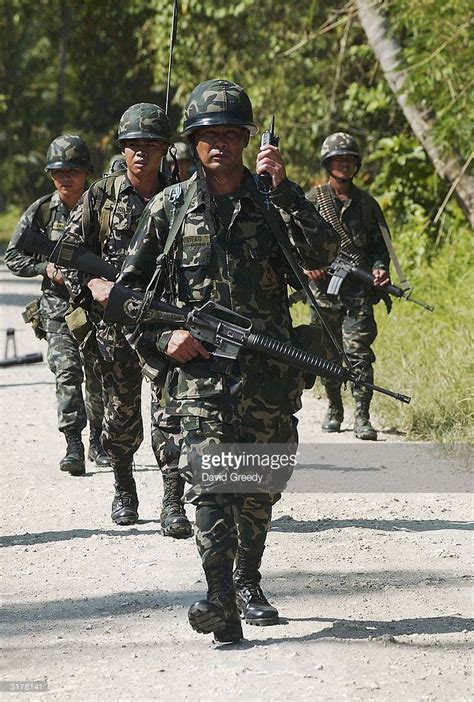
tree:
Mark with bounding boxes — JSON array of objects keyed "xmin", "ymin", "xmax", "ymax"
[{"xmin": 355, "ymin": 0, "xmax": 474, "ymax": 227}]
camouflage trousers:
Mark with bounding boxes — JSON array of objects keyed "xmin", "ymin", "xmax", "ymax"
[
  {"xmin": 167, "ymin": 393, "xmax": 298, "ymax": 568},
  {"xmin": 310, "ymin": 284, "xmax": 377, "ymax": 404},
  {"xmin": 81, "ymin": 333, "xmax": 105, "ymax": 432},
  {"xmin": 46, "ymin": 330, "xmax": 104, "ymax": 434},
  {"xmin": 150, "ymin": 387, "xmax": 181, "ymax": 478},
  {"xmin": 95, "ymin": 333, "xmax": 143, "ymax": 464}
]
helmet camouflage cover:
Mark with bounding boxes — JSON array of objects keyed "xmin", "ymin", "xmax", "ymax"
[
  {"xmin": 105, "ymin": 154, "xmax": 127, "ymax": 175},
  {"xmin": 117, "ymin": 103, "xmax": 171, "ymax": 144},
  {"xmin": 320, "ymin": 132, "xmax": 361, "ymax": 166},
  {"xmin": 182, "ymin": 79, "xmax": 258, "ymax": 136},
  {"xmin": 45, "ymin": 134, "xmax": 93, "ymax": 172}
]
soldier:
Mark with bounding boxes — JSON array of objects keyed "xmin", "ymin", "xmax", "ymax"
[
  {"xmin": 61, "ymin": 104, "xmax": 192, "ymax": 536},
  {"xmin": 165, "ymin": 140, "xmax": 194, "ymax": 181},
  {"xmin": 104, "ymin": 154, "xmax": 126, "ymax": 176},
  {"xmin": 5, "ymin": 135, "xmax": 107, "ymax": 475},
  {"xmin": 305, "ymin": 132, "xmax": 392, "ymax": 440},
  {"xmin": 88, "ymin": 80, "xmax": 339, "ymax": 642}
]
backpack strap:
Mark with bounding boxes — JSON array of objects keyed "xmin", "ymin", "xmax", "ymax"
[
  {"xmin": 359, "ymin": 189, "xmax": 410, "ymax": 291},
  {"xmin": 247, "ymin": 176, "xmax": 350, "ymax": 367},
  {"xmin": 125, "ymin": 178, "xmax": 197, "ymax": 361},
  {"xmin": 30, "ymin": 193, "xmax": 54, "ymax": 230},
  {"xmin": 97, "ymin": 173, "xmax": 126, "ymax": 247},
  {"xmin": 137, "ymin": 179, "xmax": 197, "ymax": 314}
]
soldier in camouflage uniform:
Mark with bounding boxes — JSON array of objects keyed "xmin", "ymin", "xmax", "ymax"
[
  {"xmin": 104, "ymin": 154, "xmax": 126, "ymax": 176},
  {"xmin": 5, "ymin": 135, "xmax": 107, "ymax": 475},
  {"xmin": 61, "ymin": 104, "xmax": 192, "ymax": 535},
  {"xmin": 91, "ymin": 80, "xmax": 338, "ymax": 642},
  {"xmin": 305, "ymin": 133, "xmax": 392, "ymax": 440}
]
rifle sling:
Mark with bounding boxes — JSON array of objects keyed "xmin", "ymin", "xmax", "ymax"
[
  {"xmin": 247, "ymin": 177, "xmax": 350, "ymax": 367},
  {"xmin": 132, "ymin": 179, "xmax": 197, "ymax": 323},
  {"xmin": 373, "ymin": 207, "xmax": 410, "ymax": 291}
]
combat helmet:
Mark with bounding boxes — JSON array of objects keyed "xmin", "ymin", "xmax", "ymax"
[
  {"xmin": 182, "ymin": 79, "xmax": 258, "ymax": 137},
  {"xmin": 45, "ymin": 134, "xmax": 93, "ymax": 172},
  {"xmin": 105, "ymin": 154, "xmax": 127, "ymax": 175},
  {"xmin": 320, "ymin": 132, "xmax": 361, "ymax": 171},
  {"xmin": 117, "ymin": 103, "xmax": 171, "ymax": 144}
]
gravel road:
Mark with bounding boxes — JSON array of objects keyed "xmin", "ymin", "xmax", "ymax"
[{"xmin": 1, "ymin": 262, "xmax": 472, "ymax": 701}]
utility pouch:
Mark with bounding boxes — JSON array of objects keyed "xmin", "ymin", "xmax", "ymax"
[
  {"xmin": 64, "ymin": 305, "xmax": 92, "ymax": 345},
  {"xmin": 22, "ymin": 298, "xmax": 46, "ymax": 340}
]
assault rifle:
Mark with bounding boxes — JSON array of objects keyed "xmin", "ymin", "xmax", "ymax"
[
  {"xmin": 103, "ymin": 287, "xmax": 410, "ymax": 404},
  {"xmin": 327, "ymin": 252, "xmax": 433, "ymax": 311},
  {"xmin": 15, "ymin": 226, "xmax": 118, "ymax": 281},
  {"xmin": 14, "ymin": 227, "xmax": 411, "ymax": 404}
]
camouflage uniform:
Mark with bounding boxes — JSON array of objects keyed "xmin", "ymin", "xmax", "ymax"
[
  {"xmin": 119, "ymin": 78, "xmax": 339, "ymax": 640},
  {"xmin": 307, "ymin": 132, "xmax": 391, "ymax": 437},
  {"xmin": 4, "ymin": 135, "xmax": 104, "ymax": 474},
  {"xmin": 61, "ymin": 103, "xmax": 184, "ymax": 528}
]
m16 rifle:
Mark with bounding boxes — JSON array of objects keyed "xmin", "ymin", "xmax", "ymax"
[
  {"xmin": 104, "ymin": 286, "xmax": 411, "ymax": 404},
  {"xmin": 327, "ymin": 252, "xmax": 434, "ymax": 311},
  {"xmin": 14, "ymin": 227, "xmax": 411, "ymax": 404}
]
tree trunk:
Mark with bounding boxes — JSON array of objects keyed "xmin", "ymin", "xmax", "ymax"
[{"xmin": 355, "ymin": 0, "xmax": 474, "ymax": 227}]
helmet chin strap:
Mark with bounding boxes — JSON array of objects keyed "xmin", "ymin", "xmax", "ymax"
[
  {"xmin": 325, "ymin": 159, "xmax": 360, "ymax": 183},
  {"xmin": 329, "ymin": 172, "xmax": 353, "ymax": 184}
]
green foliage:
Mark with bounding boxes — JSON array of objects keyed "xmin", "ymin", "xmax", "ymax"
[
  {"xmin": 294, "ymin": 224, "xmax": 473, "ymax": 443},
  {"xmin": 372, "ymin": 225, "xmax": 474, "ymax": 444},
  {"xmin": 1, "ymin": 0, "xmax": 471, "ymax": 443},
  {"xmin": 389, "ymin": 0, "xmax": 474, "ymax": 158},
  {"xmin": 1, "ymin": 0, "xmax": 158, "ymax": 207},
  {"xmin": 0, "ymin": 205, "xmax": 21, "ymax": 247},
  {"xmin": 150, "ymin": 0, "xmax": 408, "ymax": 189}
]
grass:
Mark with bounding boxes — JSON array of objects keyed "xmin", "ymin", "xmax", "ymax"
[
  {"xmin": 372, "ymin": 232, "xmax": 473, "ymax": 444},
  {"xmin": 291, "ymin": 227, "xmax": 474, "ymax": 444},
  {"xmin": 2, "ymin": 200, "xmax": 471, "ymax": 444},
  {"xmin": 0, "ymin": 206, "xmax": 21, "ymax": 248}
]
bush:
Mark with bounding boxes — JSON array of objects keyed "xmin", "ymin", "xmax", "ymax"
[{"xmin": 0, "ymin": 206, "xmax": 21, "ymax": 248}]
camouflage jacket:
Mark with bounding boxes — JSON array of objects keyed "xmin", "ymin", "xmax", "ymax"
[
  {"xmin": 306, "ymin": 182, "xmax": 391, "ymax": 298},
  {"xmin": 119, "ymin": 168, "xmax": 339, "ymax": 416},
  {"xmin": 306, "ymin": 183, "xmax": 390, "ymax": 269},
  {"xmin": 61, "ymin": 170, "xmax": 168, "ymax": 357},
  {"xmin": 5, "ymin": 191, "xmax": 73, "ymax": 332}
]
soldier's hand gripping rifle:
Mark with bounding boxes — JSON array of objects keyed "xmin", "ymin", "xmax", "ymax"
[
  {"xmin": 103, "ymin": 286, "xmax": 410, "ymax": 404},
  {"xmin": 14, "ymin": 227, "xmax": 411, "ymax": 404},
  {"xmin": 328, "ymin": 252, "xmax": 433, "ymax": 312}
]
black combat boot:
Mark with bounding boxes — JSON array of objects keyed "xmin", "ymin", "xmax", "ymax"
[
  {"xmin": 87, "ymin": 426, "xmax": 110, "ymax": 467},
  {"xmin": 321, "ymin": 389, "xmax": 344, "ymax": 433},
  {"xmin": 234, "ymin": 547, "xmax": 279, "ymax": 626},
  {"xmin": 188, "ymin": 557, "xmax": 243, "ymax": 643},
  {"xmin": 59, "ymin": 430, "xmax": 85, "ymax": 476},
  {"xmin": 111, "ymin": 462, "xmax": 139, "ymax": 525},
  {"xmin": 354, "ymin": 401, "xmax": 377, "ymax": 441},
  {"xmin": 160, "ymin": 472, "xmax": 193, "ymax": 539}
]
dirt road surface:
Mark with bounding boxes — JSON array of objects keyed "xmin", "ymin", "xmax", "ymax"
[{"xmin": 1, "ymin": 262, "xmax": 472, "ymax": 701}]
